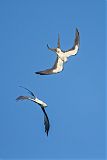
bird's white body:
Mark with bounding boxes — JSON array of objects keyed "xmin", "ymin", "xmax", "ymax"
[
  {"xmin": 56, "ymin": 48, "xmax": 68, "ymax": 62},
  {"xmin": 35, "ymin": 97, "xmax": 47, "ymax": 107},
  {"xmin": 35, "ymin": 28, "xmax": 80, "ymax": 75},
  {"xmin": 52, "ymin": 58, "xmax": 63, "ymax": 73},
  {"xmin": 16, "ymin": 86, "xmax": 50, "ymax": 136},
  {"xmin": 28, "ymin": 97, "xmax": 47, "ymax": 107}
]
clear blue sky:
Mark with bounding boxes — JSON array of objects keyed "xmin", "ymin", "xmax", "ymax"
[{"xmin": 0, "ymin": 0, "xmax": 106, "ymax": 159}]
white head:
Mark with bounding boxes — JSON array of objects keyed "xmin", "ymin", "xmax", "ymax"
[
  {"xmin": 56, "ymin": 48, "xmax": 61, "ymax": 53},
  {"xmin": 42, "ymin": 102, "xmax": 48, "ymax": 107},
  {"xmin": 35, "ymin": 97, "xmax": 47, "ymax": 108}
]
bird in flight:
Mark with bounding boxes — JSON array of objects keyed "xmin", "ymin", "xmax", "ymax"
[
  {"xmin": 35, "ymin": 28, "xmax": 80, "ymax": 75},
  {"xmin": 16, "ymin": 86, "xmax": 50, "ymax": 136}
]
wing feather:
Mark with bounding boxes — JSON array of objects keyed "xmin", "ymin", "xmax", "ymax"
[
  {"xmin": 35, "ymin": 56, "xmax": 64, "ymax": 75},
  {"xmin": 57, "ymin": 33, "xmax": 60, "ymax": 48},
  {"xmin": 16, "ymin": 96, "xmax": 30, "ymax": 101},
  {"xmin": 41, "ymin": 107, "xmax": 50, "ymax": 136},
  {"xmin": 16, "ymin": 93, "xmax": 50, "ymax": 136},
  {"xmin": 19, "ymin": 86, "xmax": 35, "ymax": 98},
  {"xmin": 63, "ymin": 28, "xmax": 80, "ymax": 57}
]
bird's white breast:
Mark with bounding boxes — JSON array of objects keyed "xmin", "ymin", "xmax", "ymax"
[
  {"xmin": 53, "ymin": 58, "xmax": 63, "ymax": 73},
  {"xmin": 57, "ymin": 51, "xmax": 67, "ymax": 62}
]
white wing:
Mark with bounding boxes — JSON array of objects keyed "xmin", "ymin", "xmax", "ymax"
[
  {"xmin": 64, "ymin": 45, "xmax": 79, "ymax": 57},
  {"xmin": 63, "ymin": 28, "xmax": 80, "ymax": 57}
]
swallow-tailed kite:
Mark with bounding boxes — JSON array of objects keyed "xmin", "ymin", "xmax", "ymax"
[
  {"xmin": 16, "ymin": 86, "xmax": 50, "ymax": 136},
  {"xmin": 35, "ymin": 28, "xmax": 80, "ymax": 75}
]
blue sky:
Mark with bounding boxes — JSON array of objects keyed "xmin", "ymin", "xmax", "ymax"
[{"xmin": 0, "ymin": 0, "xmax": 106, "ymax": 159}]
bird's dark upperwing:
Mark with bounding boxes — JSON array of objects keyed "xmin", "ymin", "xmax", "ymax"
[
  {"xmin": 35, "ymin": 57, "xmax": 64, "ymax": 75},
  {"xmin": 36, "ymin": 68, "xmax": 54, "ymax": 75},
  {"xmin": 41, "ymin": 107, "xmax": 50, "ymax": 136},
  {"xmin": 62, "ymin": 28, "xmax": 80, "ymax": 57},
  {"xmin": 16, "ymin": 96, "xmax": 30, "ymax": 101}
]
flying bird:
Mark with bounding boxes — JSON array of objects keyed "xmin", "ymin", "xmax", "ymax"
[
  {"xmin": 16, "ymin": 86, "xmax": 50, "ymax": 136},
  {"xmin": 35, "ymin": 28, "xmax": 80, "ymax": 75}
]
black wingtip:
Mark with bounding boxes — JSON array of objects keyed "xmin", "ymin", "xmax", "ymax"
[
  {"xmin": 45, "ymin": 126, "xmax": 49, "ymax": 136},
  {"xmin": 35, "ymin": 72, "xmax": 45, "ymax": 75},
  {"xmin": 47, "ymin": 44, "xmax": 49, "ymax": 49},
  {"xmin": 76, "ymin": 28, "xmax": 79, "ymax": 36},
  {"xmin": 35, "ymin": 71, "xmax": 51, "ymax": 75},
  {"xmin": 45, "ymin": 128, "xmax": 49, "ymax": 136},
  {"xmin": 76, "ymin": 27, "xmax": 78, "ymax": 32},
  {"xmin": 46, "ymin": 131, "xmax": 49, "ymax": 136},
  {"xmin": 75, "ymin": 28, "xmax": 80, "ymax": 46},
  {"xmin": 57, "ymin": 33, "xmax": 60, "ymax": 48},
  {"xmin": 35, "ymin": 72, "xmax": 40, "ymax": 74},
  {"xmin": 76, "ymin": 27, "xmax": 78, "ymax": 31},
  {"xmin": 18, "ymin": 86, "xmax": 35, "ymax": 98}
]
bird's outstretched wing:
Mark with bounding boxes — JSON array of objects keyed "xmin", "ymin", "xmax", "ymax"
[
  {"xmin": 19, "ymin": 86, "xmax": 35, "ymax": 98},
  {"xmin": 16, "ymin": 90, "xmax": 50, "ymax": 136},
  {"xmin": 16, "ymin": 96, "xmax": 50, "ymax": 136},
  {"xmin": 63, "ymin": 28, "xmax": 80, "ymax": 57},
  {"xmin": 41, "ymin": 107, "xmax": 50, "ymax": 136},
  {"xmin": 35, "ymin": 57, "xmax": 64, "ymax": 75}
]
